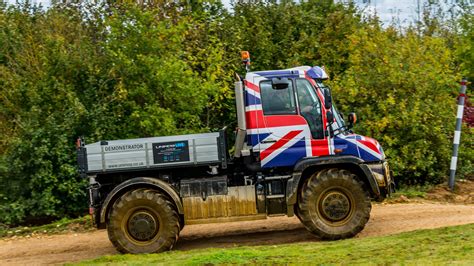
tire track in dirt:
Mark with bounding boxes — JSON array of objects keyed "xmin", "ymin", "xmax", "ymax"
[{"xmin": 1, "ymin": 202, "xmax": 473, "ymax": 265}]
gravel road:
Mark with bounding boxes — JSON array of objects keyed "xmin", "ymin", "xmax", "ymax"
[{"xmin": 1, "ymin": 202, "xmax": 473, "ymax": 265}]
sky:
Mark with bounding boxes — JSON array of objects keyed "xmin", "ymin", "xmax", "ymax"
[
  {"xmin": 4, "ymin": 0, "xmax": 462, "ymax": 26},
  {"xmin": 353, "ymin": 0, "xmax": 425, "ymax": 24},
  {"xmin": 347, "ymin": 0, "xmax": 463, "ymax": 26}
]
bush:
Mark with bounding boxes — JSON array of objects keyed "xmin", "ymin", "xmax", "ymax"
[
  {"xmin": 0, "ymin": 1, "xmax": 472, "ymax": 225},
  {"xmin": 331, "ymin": 24, "xmax": 473, "ymax": 184}
]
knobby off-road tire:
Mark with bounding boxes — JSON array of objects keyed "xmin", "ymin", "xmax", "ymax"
[
  {"xmin": 297, "ymin": 168, "xmax": 371, "ymax": 240},
  {"xmin": 107, "ymin": 189, "xmax": 180, "ymax": 254}
]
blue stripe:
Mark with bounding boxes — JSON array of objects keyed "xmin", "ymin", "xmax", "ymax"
[
  {"xmin": 334, "ymin": 136, "xmax": 380, "ymax": 162},
  {"xmin": 248, "ymin": 133, "xmax": 271, "ymax": 147},
  {"xmin": 262, "ymin": 138, "xmax": 306, "ymax": 168},
  {"xmin": 255, "ymin": 70, "xmax": 300, "ymax": 78},
  {"xmin": 334, "ymin": 137, "xmax": 359, "ymax": 157},
  {"xmin": 244, "ymin": 91, "xmax": 261, "ymax": 106},
  {"xmin": 358, "ymin": 147, "xmax": 380, "ymax": 162}
]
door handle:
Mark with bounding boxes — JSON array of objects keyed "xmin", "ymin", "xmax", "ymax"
[{"xmin": 261, "ymin": 139, "xmax": 277, "ymax": 144}]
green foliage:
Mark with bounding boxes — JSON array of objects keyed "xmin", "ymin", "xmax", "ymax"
[
  {"xmin": 77, "ymin": 224, "xmax": 474, "ymax": 265},
  {"xmin": 228, "ymin": 0, "xmax": 362, "ymax": 74},
  {"xmin": 0, "ymin": 3, "xmax": 94, "ymax": 225},
  {"xmin": 0, "ymin": 1, "xmax": 472, "ymax": 225},
  {"xmin": 331, "ymin": 25, "xmax": 470, "ymax": 184},
  {"xmin": 0, "ymin": 2, "xmax": 231, "ymax": 225},
  {"xmin": 391, "ymin": 184, "xmax": 435, "ymax": 199},
  {"xmin": 455, "ymin": 4, "xmax": 474, "ymax": 83},
  {"xmin": 98, "ymin": 4, "xmax": 216, "ymax": 137}
]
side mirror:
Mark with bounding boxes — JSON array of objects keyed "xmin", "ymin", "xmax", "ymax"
[
  {"xmin": 324, "ymin": 89, "xmax": 332, "ymax": 109},
  {"xmin": 339, "ymin": 112, "xmax": 344, "ymax": 120},
  {"xmin": 348, "ymin": 112, "xmax": 357, "ymax": 128},
  {"xmin": 271, "ymin": 78, "xmax": 290, "ymax": 90}
]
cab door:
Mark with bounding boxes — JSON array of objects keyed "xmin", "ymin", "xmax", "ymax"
[
  {"xmin": 294, "ymin": 78, "xmax": 330, "ymax": 157},
  {"xmin": 254, "ymin": 76, "xmax": 329, "ymax": 168}
]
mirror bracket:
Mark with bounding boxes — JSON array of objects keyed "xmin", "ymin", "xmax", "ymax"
[
  {"xmin": 271, "ymin": 78, "xmax": 290, "ymax": 90},
  {"xmin": 324, "ymin": 89, "xmax": 332, "ymax": 109}
]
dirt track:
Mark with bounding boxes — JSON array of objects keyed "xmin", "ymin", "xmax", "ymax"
[{"xmin": 1, "ymin": 202, "xmax": 473, "ymax": 265}]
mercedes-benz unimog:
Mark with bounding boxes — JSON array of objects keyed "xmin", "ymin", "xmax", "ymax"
[{"xmin": 77, "ymin": 53, "xmax": 393, "ymax": 253}]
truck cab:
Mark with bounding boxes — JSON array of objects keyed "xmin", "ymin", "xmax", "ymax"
[{"xmin": 236, "ymin": 65, "xmax": 391, "ymax": 191}]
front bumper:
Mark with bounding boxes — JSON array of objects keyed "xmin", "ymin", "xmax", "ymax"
[{"xmin": 367, "ymin": 161, "xmax": 395, "ymax": 197}]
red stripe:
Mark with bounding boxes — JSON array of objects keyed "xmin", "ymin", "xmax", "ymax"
[
  {"xmin": 260, "ymin": 130, "xmax": 303, "ymax": 160},
  {"xmin": 311, "ymin": 141, "xmax": 330, "ymax": 156},
  {"xmin": 245, "ymin": 110, "xmax": 264, "ymax": 129},
  {"xmin": 265, "ymin": 115, "xmax": 307, "ymax": 127},
  {"xmin": 244, "ymin": 80, "xmax": 260, "ymax": 93},
  {"xmin": 245, "ymin": 111, "xmax": 307, "ymax": 129},
  {"xmin": 358, "ymin": 139, "xmax": 381, "ymax": 154}
]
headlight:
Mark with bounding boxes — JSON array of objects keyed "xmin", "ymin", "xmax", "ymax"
[{"xmin": 383, "ymin": 161, "xmax": 391, "ymax": 183}]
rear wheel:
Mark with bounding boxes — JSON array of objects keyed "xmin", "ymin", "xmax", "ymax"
[
  {"xmin": 297, "ymin": 168, "xmax": 371, "ymax": 240},
  {"xmin": 107, "ymin": 189, "xmax": 180, "ymax": 253}
]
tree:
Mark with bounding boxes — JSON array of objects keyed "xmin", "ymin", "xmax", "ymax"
[{"xmin": 331, "ymin": 24, "xmax": 471, "ymax": 184}]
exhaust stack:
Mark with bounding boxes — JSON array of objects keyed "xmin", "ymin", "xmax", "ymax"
[{"xmin": 234, "ymin": 79, "xmax": 247, "ymax": 157}]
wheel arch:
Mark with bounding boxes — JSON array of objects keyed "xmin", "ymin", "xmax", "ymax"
[
  {"xmin": 99, "ymin": 177, "xmax": 184, "ymax": 226},
  {"xmin": 286, "ymin": 155, "xmax": 381, "ymax": 216}
]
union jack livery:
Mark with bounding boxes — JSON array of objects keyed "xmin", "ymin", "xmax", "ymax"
[{"xmin": 241, "ymin": 66, "xmax": 385, "ymax": 168}]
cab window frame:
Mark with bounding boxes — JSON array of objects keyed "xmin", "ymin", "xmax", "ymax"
[
  {"xmin": 259, "ymin": 79, "xmax": 298, "ymax": 116},
  {"xmin": 295, "ymin": 78, "xmax": 325, "ymax": 139}
]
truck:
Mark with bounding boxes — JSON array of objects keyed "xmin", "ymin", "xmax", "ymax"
[{"xmin": 77, "ymin": 53, "xmax": 394, "ymax": 254}]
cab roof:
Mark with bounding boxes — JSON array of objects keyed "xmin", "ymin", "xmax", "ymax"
[
  {"xmin": 246, "ymin": 66, "xmax": 311, "ymax": 79},
  {"xmin": 246, "ymin": 66, "xmax": 328, "ymax": 80}
]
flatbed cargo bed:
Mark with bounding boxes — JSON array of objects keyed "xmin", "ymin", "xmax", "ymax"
[{"xmin": 79, "ymin": 131, "xmax": 226, "ymax": 174}]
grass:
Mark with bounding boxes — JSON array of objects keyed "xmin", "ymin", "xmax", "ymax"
[
  {"xmin": 0, "ymin": 216, "xmax": 93, "ymax": 238},
  {"xmin": 390, "ymin": 184, "xmax": 435, "ymax": 199},
  {"xmin": 76, "ymin": 223, "xmax": 474, "ymax": 265}
]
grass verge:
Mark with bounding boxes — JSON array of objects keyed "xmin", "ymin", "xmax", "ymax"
[
  {"xmin": 390, "ymin": 184, "xmax": 434, "ymax": 199},
  {"xmin": 0, "ymin": 216, "xmax": 93, "ymax": 238},
  {"xmin": 76, "ymin": 223, "xmax": 474, "ymax": 265}
]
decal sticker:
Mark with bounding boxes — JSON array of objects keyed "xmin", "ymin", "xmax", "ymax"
[{"xmin": 152, "ymin": 141, "xmax": 190, "ymax": 164}]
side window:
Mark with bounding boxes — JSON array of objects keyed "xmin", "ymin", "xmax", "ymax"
[
  {"xmin": 260, "ymin": 80, "xmax": 297, "ymax": 115},
  {"xmin": 296, "ymin": 79, "xmax": 324, "ymax": 139}
]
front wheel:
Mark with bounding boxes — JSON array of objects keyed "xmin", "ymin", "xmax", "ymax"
[
  {"xmin": 107, "ymin": 189, "xmax": 180, "ymax": 254},
  {"xmin": 297, "ymin": 168, "xmax": 371, "ymax": 240}
]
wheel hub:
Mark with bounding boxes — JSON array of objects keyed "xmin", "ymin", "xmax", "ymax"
[
  {"xmin": 319, "ymin": 191, "xmax": 351, "ymax": 222},
  {"xmin": 127, "ymin": 211, "xmax": 158, "ymax": 241}
]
